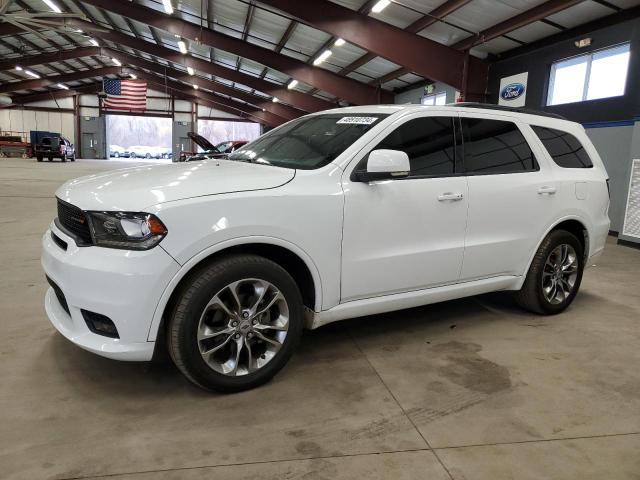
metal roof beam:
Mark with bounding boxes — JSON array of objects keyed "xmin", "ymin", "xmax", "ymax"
[
  {"xmin": 0, "ymin": 66, "xmax": 121, "ymax": 94},
  {"xmin": 258, "ymin": 0, "xmax": 487, "ymax": 93},
  {"xmin": 0, "ymin": 46, "xmax": 100, "ymax": 71},
  {"xmin": 453, "ymin": 0, "xmax": 585, "ymax": 50}
]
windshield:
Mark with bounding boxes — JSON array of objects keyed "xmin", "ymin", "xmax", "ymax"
[
  {"xmin": 216, "ymin": 142, "xmax": 233, "ymax": 153},
  {"xmin": 228, "ymin": 113, "xmax": 389, "ymax": 169}
]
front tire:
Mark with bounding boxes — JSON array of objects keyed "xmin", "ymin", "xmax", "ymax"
[
  {"xmin": 168, "ymin": 254, "xmax": 304, "ymax": 392},
  {"xmin": 514, "ymin": 230, "xmax": 584, "ymax": 315}
]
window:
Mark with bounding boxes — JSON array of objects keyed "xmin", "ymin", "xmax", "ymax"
[
  {"xmin": 228, "ymin": 114, "xmax": 389, "ymax": 170},
  {"xmin": 461, "ymin": 118, "xmax": 538, "ymax": 174},
  {"xmin": 547, "ymin": 43, "xmax": 630, "ymax": 106},
  {"xmin": 374, "ymin": 116, "xmax": 456, "ymax": 177},
  {"xmin": 532, "ymin": 126, "xmax": 593, "ymax": 168},
  {"xmin": 421, "ymin": 92, "xmax": 447, "ymax": 106}
]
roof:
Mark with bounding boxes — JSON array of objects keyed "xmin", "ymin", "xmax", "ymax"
[{"xmin": 0, "ymin": 0, "xmax": 638, "ymax": 124}]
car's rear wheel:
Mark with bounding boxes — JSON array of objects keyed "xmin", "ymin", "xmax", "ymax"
[
  {"xmin": 114, "ymin": 152, "xmax": 119, "ymax": 158},
  {"xmin": 168, "ymin": 254, "xmax": 304, "ymax": 392},
  {"xmin": 514, "ymin": 230, "xmax": 584, "ymax": 315}
]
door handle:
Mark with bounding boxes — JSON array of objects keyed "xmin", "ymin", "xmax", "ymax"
[
  {"xmin": 538, "ymin": 186, "xmax": 557, "ymax": 195},
  {"xmin": 438, "ymin": 192, "xmax": 464, "ymax": 202}
]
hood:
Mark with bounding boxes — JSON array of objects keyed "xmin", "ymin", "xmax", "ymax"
[
  {"xmin": 56, "ymin": 159, "xmax": 295, "ymax": 211},
  {"xmin": 187, "ymin": 132, "xmax": 218, "ymax": 151}
]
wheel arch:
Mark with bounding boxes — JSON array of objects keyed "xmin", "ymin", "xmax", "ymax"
[
  {"xmin": 148, "ymin": 237, "xmax": 322, "ymax": 343},
  {"xmin": 517, "ymin": 216, "xmax": 590, "ymax": 290}
]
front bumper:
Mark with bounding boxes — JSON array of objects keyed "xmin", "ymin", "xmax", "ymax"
[{"xmin": 41, "ymin": 222, "xmax": 180, "ymax": 361}]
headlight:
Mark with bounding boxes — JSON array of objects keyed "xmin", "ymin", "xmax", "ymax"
[{"xmin": 85, "ymin": 212, "xmax": 168, "ymax": 250}]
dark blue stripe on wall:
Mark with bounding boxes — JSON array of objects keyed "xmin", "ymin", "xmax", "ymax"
[{"xmin": 583, "ymin": 119, "xmax": 636, "ymax": 128}]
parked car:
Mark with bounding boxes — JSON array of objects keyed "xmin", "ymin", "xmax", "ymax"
[
  {"xmin": 177, "ymin": 132, "xmax": 227, "ymax": 162},
  {"xmin": 42, "ymin": 104, "xmax": 610, "ymax": 392},
  {"xmin": 109, "ymin": 144, "xmax": 129, "ymax": 158},
  {"xmin": 36, "ymin": 136, "xmax": 75, "ymax": 162},
  {"xmin": 128, "ymin": 145, "xmax": 152, "ymax": 159},
  {"xmin": 216, "ymin": 140, "xmax": 249, "ymax": 155}
]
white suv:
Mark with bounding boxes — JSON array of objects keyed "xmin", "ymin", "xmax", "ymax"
[{"xmin": 42, "ymin": 104, "xmax": 610, "ymax": 392}]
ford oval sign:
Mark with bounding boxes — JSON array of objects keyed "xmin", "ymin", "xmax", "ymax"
[{"xmin": 500, "ymin": 83, "xmax": 525, "ymax": 101}]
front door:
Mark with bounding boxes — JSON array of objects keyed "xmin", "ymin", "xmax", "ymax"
[
  {"xmin": 458, "ymin": 115, "xmax": 559, "ymax": 280},
  {"xmin": 340, "ymin": 113, "xmax": 468, "ymax": 302}
]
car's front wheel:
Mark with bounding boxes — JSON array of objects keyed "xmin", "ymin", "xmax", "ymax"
[
  {"xmin": 514, "ymin": 230, "xmax": 584, "ymax": 315},
  {"xmin": 168, "ymin": 254, "xmax": 304, "ymax": 392}
]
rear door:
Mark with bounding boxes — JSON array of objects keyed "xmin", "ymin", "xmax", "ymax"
[{"xmin": 458, "ymin": 114, "xmax": 559, "ymax": 280}]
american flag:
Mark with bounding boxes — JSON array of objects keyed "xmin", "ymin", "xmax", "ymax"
[{"xmin": 103, "ymin": 79, "xmax": 147, "ymax": 111}]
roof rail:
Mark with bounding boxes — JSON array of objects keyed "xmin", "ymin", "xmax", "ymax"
[{"xmin": 449, "ymin": 102, "xmax": 568, "ymax": 121}]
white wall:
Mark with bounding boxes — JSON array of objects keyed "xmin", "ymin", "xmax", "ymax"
[{"xmin": 0, "ymin": 108, "xmax": 75, "ymax": 143}]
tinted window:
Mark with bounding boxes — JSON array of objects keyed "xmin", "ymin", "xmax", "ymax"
[
  {"xmin": 375, "ymin": 116, "xmax": 456, "ymax": 177},
  {"xmin": 461, "ymin": 118, "xmax": 538, "ymax": 174},
  {"xmin": 532, "ymin": 126, "xmax": 593, "ymax": 168}
]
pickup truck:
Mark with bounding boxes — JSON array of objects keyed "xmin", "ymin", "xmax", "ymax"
[{"xmin": 36, "ymin": 136, "xmax": 76, "ymax": 162}]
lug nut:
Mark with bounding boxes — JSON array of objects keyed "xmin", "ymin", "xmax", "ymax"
[
  {"xmin": 235, "ymin": 333, "xmax": 241, "ymax": 339},
  {"xmin": 247, "ymin": 332, "xmax": 253, "ymax": 338},
  {"xmin": 231, "ymin": 321, "xmax": 238, "ymax": 327},
  {"xmin": 252, "ymin": 319, "xmax": 258, "ymax": 325},
  {"xmin": 242, "ymin": 312, "xmax": 249, "ymax": 319}
]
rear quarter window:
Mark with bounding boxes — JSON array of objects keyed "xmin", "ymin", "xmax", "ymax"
[{"xmin": 532, "ymin": 126, "xmax": 593, "ymax": 168}]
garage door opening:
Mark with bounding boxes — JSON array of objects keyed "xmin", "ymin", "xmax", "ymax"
[
  {"xmin": 197, "ymin": 119, "xmax": 261, "ymax": 155},
  {"xmin": 106, "ymin": 115, "xmax": 172, "ymax": 162}
]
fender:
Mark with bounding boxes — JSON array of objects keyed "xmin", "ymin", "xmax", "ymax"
[
  {"xmin": 146, "ymin": 235, "xmax": 324, "ymax": 341},
  {"xmin": 515, "ymin": 214, "xmax": 590, "ymax": 290}
]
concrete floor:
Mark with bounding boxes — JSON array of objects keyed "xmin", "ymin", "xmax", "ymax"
[{"xmin": 1, "ymin": 157, "xmax": 639, "ymax": 480}]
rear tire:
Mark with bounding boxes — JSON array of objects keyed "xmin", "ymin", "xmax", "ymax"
[
  {"xmin": 167, "ymin": 254, "xmax": 304, "ymax": 392},
  {"xmin": 514, "ymin": 230, "xmax": 584, "ymax": 315}
]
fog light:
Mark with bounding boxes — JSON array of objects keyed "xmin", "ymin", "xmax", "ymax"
[{"xmin": 81, "ymin": 310, "xmax": 119, "ymax": 338}]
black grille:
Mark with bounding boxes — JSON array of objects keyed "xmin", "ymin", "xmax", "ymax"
[
  {"xmin": 46, "ymin": 276, "xmax": 70, "ymax": 315},
  {"xmin": 56, "ymin": 198, "xmax": 93, "ymax": 245}
]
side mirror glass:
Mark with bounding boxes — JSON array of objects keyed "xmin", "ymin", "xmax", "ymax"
[{"xmin": 354, "ymin": 149, "xmax": 410, "ymax": 182}]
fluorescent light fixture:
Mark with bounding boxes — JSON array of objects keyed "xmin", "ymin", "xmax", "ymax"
[
  {"xmin": 272, "ymin": 97, "xmax": 279, "ymax": 103},
  {"xmin": 112, "ymin": 58, "xmax": 122, "ymax": 66},
  {"xmin": 89, "ymin": 38, "xmax": 99, "ymax": 46},
  {"xmin": 313, "ymin": 49, "xmax": 332, "ymax": 66},
  {"xmin": 334, "ymin": 38, "xmax": 346, "ymax": 47},
  {"xmin": 178, "ymin": 40, "xmax": 187, "ymax": 54},
  {"xmin": 162, "ymin": 0, "xmax": 173, "ymax": 14},
  {"xmin": 371, "ymin": 0, "xmax": 390, "ymax": 13},
  {"xmin": 187, "ymin": 66, "xmax": 194, "ymax": 75},
  {"xmin": 287, "ymin": 79, "xmax": 298, "ymax": 89},
  {"xmin": 25, "ymin": 70, "xmax": 40, "ymax": 78},
  {"xmin": 42, "ymin": 0, "xmax": 62, "ymax": 13},
  {"xmin": 15, "ymin": 66, "xmax": 22, "ymax": 71},
  {"xmin": 193, "ymin": 84, "xmax": 198, "ymax": 90},
  {"xmin": 129, "ymin": 73, "xmax": 137, "ymax": 79},
  {"xmin": 56, "ymin": 83, "xmax": 69, "ymax": 90}
]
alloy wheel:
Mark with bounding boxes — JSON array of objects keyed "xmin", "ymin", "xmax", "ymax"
[
  {"xmin": 542, "ymin": 244, "xmax": 578, "ymax": 305},
  {"xmin": 197, "ymin": 278, "xmax": 289, "ymax": 376}
]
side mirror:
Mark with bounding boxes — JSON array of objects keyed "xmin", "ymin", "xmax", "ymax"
[{"xmin": 354, "ymin": 149, "xmax": 410, "ymax": 182}]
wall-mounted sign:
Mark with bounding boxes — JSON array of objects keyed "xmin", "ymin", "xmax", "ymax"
[{"xmin": 498, "ymin": 72, "xmax": 528, "ymax": 107}]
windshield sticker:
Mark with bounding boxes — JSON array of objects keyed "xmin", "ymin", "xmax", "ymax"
[{"xmin": 336, "ymin": 117, "xmax": 379, "ymax": 125}]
